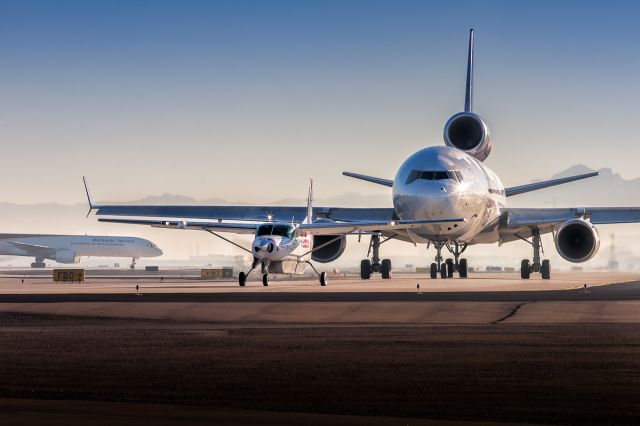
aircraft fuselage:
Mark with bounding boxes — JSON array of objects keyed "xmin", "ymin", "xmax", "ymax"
[{"xmin": 392, "ymin": 146, "xmax": 506, "ymax": 244}]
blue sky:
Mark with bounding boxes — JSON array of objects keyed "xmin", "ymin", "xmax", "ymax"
[{"xmin": 0, "ymin": 0, "xmax": 639, "ymax": 204}]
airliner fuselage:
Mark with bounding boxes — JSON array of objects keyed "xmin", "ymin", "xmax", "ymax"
[{"xmin": 392, "ymin": 146, "xmax": 505, "ymax": 244}]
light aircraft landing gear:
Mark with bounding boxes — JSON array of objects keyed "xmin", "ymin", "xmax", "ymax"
[
  {"xmin": 429, "ymin": 242, "xmax": 469, "ymax": 279},
  {"xmin": 520, "ymin": 228, "xmax": 551, "ymax": 279},
  {"xmin": 305, "ymin": 261, "xmax": 328, "ymax": 286},
  {"xmin": 238, "ymin": 257, "xmax": 260, "ymax": 287},
  {"xmin": 360, "ymin": 234, "xmax": 392, "ymax": 280}
]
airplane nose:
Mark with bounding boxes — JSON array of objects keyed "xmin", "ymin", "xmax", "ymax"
[{"xmin": 253, "ymin": 239, "xmax": 275, "ymax": 254}]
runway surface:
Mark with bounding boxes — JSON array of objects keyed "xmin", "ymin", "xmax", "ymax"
[{"xmin": 2, "ymin": 271, "xmax": 640, "ymax": 425}]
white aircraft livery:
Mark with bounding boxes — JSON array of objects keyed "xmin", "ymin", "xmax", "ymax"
[
  {"xmin": 0, "ymin": 234, "xmax": 162, "ymax": 268},
  {"xmin": 88, "ymin": 29, "xmax": 640, "ymax": 282}
]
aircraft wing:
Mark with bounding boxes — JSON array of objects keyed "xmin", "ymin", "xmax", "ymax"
[
  {"xmin": 6, "ymin": 241, "xmax": 55, "ymax": 255},
  {"xmin": 93, "ymin": 205, "xmax": 396, "ymax": 223},
  {"xmin": 98, "ymin": 218, "xmax": 258, "ymax": 234},
  {"xmin": 497, "ymin": 207, "xmax": 640, "ymax": 242},
  {"xmin": 297, "ymin": 218, "xmax": 465, "ymax": 236},
  {"xmin": 504, "ymin": 172, "xmax": 599, "ymax": 197}
]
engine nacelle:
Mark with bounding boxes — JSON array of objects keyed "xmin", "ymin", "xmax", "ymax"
[
  {"xmin": 53, "ymin": 249, "xmax": 79, "ymax": 264},
  {"xmin": 554, "ymin": 219, "xmax": 600, "ymax": 263},
  {"xmin": 443, "ymin": 112, "xmax": 492, "ymax": 161},
  {"xmin": 310, "ymin": 220, "xmax": 347, "ymax": 263}
]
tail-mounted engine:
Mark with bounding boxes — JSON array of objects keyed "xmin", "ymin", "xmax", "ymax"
[
  {"xmin": 554, "ymin": 219, "xmax": 600, "ymax": 263},
  {"xmin": 443, "ymin": 112, "xmax": 492, "ymax": 161},
  {"xmin": 443, "ymin": 29, "xmax": 492, "ymax": 162}
]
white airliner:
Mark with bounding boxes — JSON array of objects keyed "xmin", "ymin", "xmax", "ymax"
[
  {"xmin": 87, "ymin": 29, "xmax": 640, "ymax": 281},
  {"xmin": 0, "ymin": 233, "xmax": 162, "ymax": 268}
]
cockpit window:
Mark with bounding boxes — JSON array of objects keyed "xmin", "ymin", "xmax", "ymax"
[
  {"xmin": 256, "ymin": 224, "xmax": 294, "ymax": 239},
  {"xmin": 406, "ymin": 170, "xmax": 463, "ymax": 184},
  {"xmin": 147, "ymin": 243, "xmax": 157, "ymax": 248}
]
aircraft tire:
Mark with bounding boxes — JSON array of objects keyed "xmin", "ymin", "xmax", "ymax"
[
  {"xmin": 440, "ymin": 263, "xmax": 447, "ymax": 279},
  {"xmin": 541, "ymin": 259, "xmax": 551, "ymax": 280},
  {"xmin": 262, "ymin": 273, "xmax": 269, "ymax": 286},
  {"xmin": 360, "ymin": 259, "xmax": 372, "ymax": 280},
  {"xmin": 239, "ymin": 272, "xmax": 246, "ymax": 287},
  {"xmin": 319, "ymin": 272, "xmax": 328, "ymax": 286},
  {"xmin": 381, "ymin": 259, "xmax": 392, "ymax": 279},
  {"xmin": 446, "ymin": 258, "xmax": 454, "ymax": 278},
  {"xmin": 459, "ymin": 258, "xmax": 468, "ymax": 278},
  {"xmin": 520, "ymin": 259, "xmax": 531, "ymax": 279},
  {"xmin": 430, "ymin": 263, "xmax": 438, "ymax": 279}
]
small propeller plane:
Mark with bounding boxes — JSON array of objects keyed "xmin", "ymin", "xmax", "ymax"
[{"xmin": 85, "ymin": 178, "xmax": 463, "ymax": 286}]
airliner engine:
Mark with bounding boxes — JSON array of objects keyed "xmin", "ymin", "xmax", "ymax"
[
  {"xmin": 53, "ymin": 249, "xmax": 79, "ymax": 264},
  {"xmin": 443, "ymin": 112, "xmax": 492, "ymax": 161},
  {"xmin": 310, "ymin": 220, "xmax": 347, "ymax": 263},
  {"xmin": 554, "ymin": 219, "xmax": 600, "ymax": 263}
]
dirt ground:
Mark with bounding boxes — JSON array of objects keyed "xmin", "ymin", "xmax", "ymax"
[{"xmin": 1, "ymin": 312, "xmax": 640, "ymax": 425}]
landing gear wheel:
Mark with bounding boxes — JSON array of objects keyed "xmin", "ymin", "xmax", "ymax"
[
  {"xmin": 380, "ymin": 259, "xmax": 392, "ymax": 279},
  {"xmin": 541, "ymin": 259, "xmax": 551, "ymax": 280},
  {"xmin": 445, "ymin": 258, "xmax": 454, "ymax": 278},
  {"xmin": 238, "ymin": 272, "xmax": 247, "ymax": 287},
  {"xmin": 520, "ymin": 259, "xmax": 531, "ymax": 279},
  {"xmin": 262, "ymin": 273, "xmax": 269, "ymax": 286},
  {"xmin": 319, "ymin": 272, "xmax": 328, "ymax": 286},
  {"xmin": 360, "ymin": 259, "xmax": 372, "ymax": 280},
  {"xmin": 440, "ymin": 263, "xmax": 447, "ymax": 279},
  {"xmin": 430, "ymin": 263, "xmax": 438, "ymax": 279},
  {"xmin": 459, "ymin": 258, "xmax": 468, "ymax": 278}
]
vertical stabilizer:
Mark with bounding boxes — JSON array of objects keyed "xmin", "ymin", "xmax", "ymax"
[
  {"xmin": 464, "ymin": 28, "xmax": 474, "ymax": 112},
  {"xmin": 305, "ymin": 178, "xmax": 313, "ymax": 224}
]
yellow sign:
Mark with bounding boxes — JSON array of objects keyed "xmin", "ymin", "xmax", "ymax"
[
  {"xmin": 201, "ymin": 268, "xmax": 233, "ymax": 279},
  {"xmin": 53, "ymin": 269, "xmax": 85, "ymax": 282}
]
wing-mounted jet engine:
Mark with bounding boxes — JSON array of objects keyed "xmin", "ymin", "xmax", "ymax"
[
  {"xmin": 442, "ymin": 29, "xmax": 492, "ymax": 162},
  {"xmin": 309, "ymin": 219, "xmax": 347, "ymax": 263},
  {"xmin": 554, "ymin": 219, "xmax": 600, "ymax": 263}
]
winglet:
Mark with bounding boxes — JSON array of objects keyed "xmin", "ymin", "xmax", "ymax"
[
  {"xmin": 83, "ymin": 176, "xmax": 94, "ymax": 218},
  {"xmin": 305, "ymin": 178, "xmax": 314, "ymax": 224},
  {"xmin": 464, "ymin": 28, "xmax": 474, "ymax": 112}
]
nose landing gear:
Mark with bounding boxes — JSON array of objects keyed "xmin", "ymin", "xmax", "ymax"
[
  {"xmin": 429, "ymin": 242, "xmax": 468, "ymax": 279},
  {"xmin": 359, "ymin": 235, "xmax": 393, "ymax": 280}
]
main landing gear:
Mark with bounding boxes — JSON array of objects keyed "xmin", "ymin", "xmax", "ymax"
[
  {"xmin": 130, "ymin": 257, "xmax": 137, "ymax": 270},
  {"xmin": 520, "ymin": 228, "xmax": 551, "ymax": 279},
  {"xmin": 31, "ymin": 257, "xmax": 46, "ymax": 268},
  {"xmin": 429, "ymin": 242, "xmax": 468, "ymax": 279},
  {"xmin": 360, "ymin": 234, "xmax": 392, "ymax": 280}
]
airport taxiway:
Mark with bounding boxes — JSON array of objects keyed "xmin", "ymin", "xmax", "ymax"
[{"xmin": 1, "ymin": 272, "xmax": 640, "ymax": 325}]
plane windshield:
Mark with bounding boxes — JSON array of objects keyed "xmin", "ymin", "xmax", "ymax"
[
  {"xmin": 256, "ymin": 224, "xmax": 295, "ymax": 239},
  {"xmin": 406, "ymin": 170, "xmax": 463, "ymax": 184}
]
